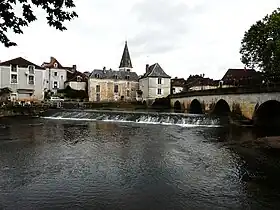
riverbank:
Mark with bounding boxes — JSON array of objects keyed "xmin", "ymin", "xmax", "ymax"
[{"xmin": 0, "ymin": 105, "xmax": 48, "ymax": 118}]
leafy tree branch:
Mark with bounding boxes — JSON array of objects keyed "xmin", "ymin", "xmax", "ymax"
[
  {"xmin": 0, "ymin": 0, "xmax": 78, "ymax": 47},
  {"xmin": 240, "ymin": 8, "xmax": 280, "ymax": 80}
]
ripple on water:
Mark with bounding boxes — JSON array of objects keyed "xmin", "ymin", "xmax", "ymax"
[{"xmin": 0, "ymin": 117, "xmax": 279, "ymax": 209}]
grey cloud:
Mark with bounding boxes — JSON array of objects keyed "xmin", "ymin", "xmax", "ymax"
[{"xmin": 129, "ymin": 0, "xmax": 204, "ymax": 55}]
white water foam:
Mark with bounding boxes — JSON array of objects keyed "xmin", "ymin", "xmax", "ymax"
[{"xmin": 42, "ymin": 116, "xmax": 221, "ymax": 128}]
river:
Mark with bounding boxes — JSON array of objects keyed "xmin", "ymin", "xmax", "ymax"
[{"xmin": 1, "ymin": 110, "xmax": 280, "ymax": 209}]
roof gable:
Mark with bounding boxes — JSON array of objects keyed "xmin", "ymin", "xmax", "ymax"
[
  {"xmin": 0, "ymin": 57, "xmax": 44, "ymax": 69},
  {"xmin": 141, "ymin": 63, "xmax": 171, "ymax": 78}
]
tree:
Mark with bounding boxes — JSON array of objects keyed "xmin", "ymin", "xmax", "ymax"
[
  {"xmin": 240, "ymin": 8, "xmax": 280, "ymax": 81},
  {"xmin": 0, "ymin": 0, "xmax": 78, "ymax": 47}
]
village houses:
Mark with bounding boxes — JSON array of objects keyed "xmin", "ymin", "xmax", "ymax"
[
  {"xmin": 0, "ymin": 57, "xmax": 45, "ymax": 101},
  {"xmin": 0, "ymin": 41, "xmax": 177, "ymax": 103},
  {"xmin": 139, "ymin": 63, "xmax": 171, "ymax": 103}
]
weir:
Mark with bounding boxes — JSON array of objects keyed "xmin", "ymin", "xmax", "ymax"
[{"xmin": 42, "ymin": 109, "xmax": 222, "ymax": 127}]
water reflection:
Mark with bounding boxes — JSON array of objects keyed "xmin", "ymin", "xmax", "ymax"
[{"xmin": 1, "ymin": 117, "xmax": 280, "ymax": 209}]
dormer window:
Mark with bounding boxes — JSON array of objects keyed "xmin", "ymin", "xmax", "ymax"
[
  {"xmin": 28, "ymin": 65, "xmax": 35, "ymax": 74},
  {"xmin": 125, "ymin": 75, "xmax": 130, "ymax": 80},
  {"xmin": 54, "ymin": 63, "xmax": 58, "ymax": 68},
  {"xmin": 11, "ymin": 64, "xmax": 17, "ymax": 72},
  {"xmin": 77, "ymin": 76, "xmax": 82, "ymax": 82},
  {"xmin": 114, "ymin": 75, "xmax": 118, "ymax": 80},
  {"xmin": 95, "ymin": 74, "xmax": 100, "ymax": 79}
]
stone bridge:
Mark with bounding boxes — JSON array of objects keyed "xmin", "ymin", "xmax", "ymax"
[{"xmin": 170, "ymin": 87, "xmax": 280, "ymax": 127}]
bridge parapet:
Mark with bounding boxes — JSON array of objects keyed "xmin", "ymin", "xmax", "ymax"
[
  {"xmin": 170, "ymin": 86, "xmax": 280, "ymax": 99},
  {"xmin": 171, "ymin": 88, "xmax": 280, "ymax": 126}
]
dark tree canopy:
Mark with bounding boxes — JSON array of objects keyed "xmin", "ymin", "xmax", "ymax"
[
  {"xmin": 0, "ymin": 0, "xmax": 78, "ymax": 47},
  {"xmin": 240, "ymin": 8, "xmax": 280, "ymax": 78}
]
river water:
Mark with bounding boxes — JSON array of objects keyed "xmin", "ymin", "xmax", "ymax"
[{"xmin": 1, "ymin": 110, "xmax": 280, "ymax": 209}]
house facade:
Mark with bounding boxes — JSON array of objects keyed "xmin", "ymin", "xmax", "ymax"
[
  {"xmin": 171, "ymin": 78, "xmax": 186, "ymax": 94},
  {"xmin": 41, "ymin": 57, "xmax": 75, "ymax": 94},
  {"xmin": 139, "ymin": 63, "xmax": 171, "ymax": 102},
  {"xmin": 65, "ymin": 69, "xmax": 88, "ymax": 91},
  {"xmin": 88, "ymin": 41, "xmax": 139, "ymax": 102},
  {"xmin": 0, "ymin": 57, "xmax": 45, "ymax": 101},
  {"xmin": 184, "ymin": 74, "xmax": 219, "ymax": 91}
]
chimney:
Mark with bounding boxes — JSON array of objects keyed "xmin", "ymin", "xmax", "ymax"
[
  {"xmin": 146, "ymin": 64, "xmax": 149, "ymax": 73},
  {"xmin": 72, "ymin": 65, "xmax": 77, "ymax": 71}
]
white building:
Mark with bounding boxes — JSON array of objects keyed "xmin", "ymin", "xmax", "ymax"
[
  {"xmin": 139, "ymin": 63, "xmax": 171, "ymax": 103},
  {"xmin": 0, "ymin": 57, "xmax": 45, "ymax": 101},
  {"xmin": 41, "ymin": 57, "xmax": 74, "ymax": 94},
  {"xmin": 65, "ymin": 70, "xmax": 88, "ymax": 91},
  {"xmin": 171, "ymin": 78, "xmax": 186, "ymax": 94}
]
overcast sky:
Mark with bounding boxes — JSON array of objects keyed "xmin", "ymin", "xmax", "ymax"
[{"xmin": 0, "ymin": 0, "xmax": 279, "ymax": 79}]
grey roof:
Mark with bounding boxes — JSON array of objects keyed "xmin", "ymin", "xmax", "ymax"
[
  {"xmin": 141, "ymin": 63, "xmax": 171, "ymax": 79},
  {"xmin": 90, "ymin": 69, "xmax": 139, "ymax": 81},
  {"xmin": 119, "ymin": 41, "xmax": 133, "ymax": 68}
]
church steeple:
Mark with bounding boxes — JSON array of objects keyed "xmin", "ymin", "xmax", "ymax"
[{"xmin": 119, "ymin": 41, "xmax": 133, "ymax": 71}]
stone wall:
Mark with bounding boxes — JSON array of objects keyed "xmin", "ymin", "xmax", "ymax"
[
  {"xmin": 88, "ymin": 78, "xmax": 138, "ymax": 102},
  {"xmin": 171, "ymin": 92, "xmax": 280, "ymax": 119}
]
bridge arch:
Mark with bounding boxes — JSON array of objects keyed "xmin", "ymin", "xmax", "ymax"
[
  {"xmin": 189, "ymin": 99, "xmax": 203, "ymax": 114},
  {"xmin": 254, "ymin": 100, "xmax": 280, "ymax": 127},
  {"xmin": 212, "ymin": 99, "xmax": 231, "ymax": 115},
  {"xmin": 174, "ymin": 100, "xmax": 182, "ymax": 111}
]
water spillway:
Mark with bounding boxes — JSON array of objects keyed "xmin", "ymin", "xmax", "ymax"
[{"xmin": 42, "ymin": 109, "xmax": 223, "ymax": 127}]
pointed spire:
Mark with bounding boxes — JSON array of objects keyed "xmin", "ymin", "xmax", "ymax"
[{"xmin": 119, "ymin": 41, "xmax": 133, "ymax": 69}]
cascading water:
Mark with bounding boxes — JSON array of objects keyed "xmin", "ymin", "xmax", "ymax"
[{"xmin": 42, "ymin": 109, "xmax": 222, "ymax": 127}]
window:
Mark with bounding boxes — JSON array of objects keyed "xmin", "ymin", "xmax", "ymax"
[
  {"xmin": 61, "ymin": 75, "xmax": 64, "ymax": 80},
  {"xmin": 96, "ymin": 85, "xmax": 100, "ymax": 93},
  {"xmin": 54, "ymin": 63, "xmax": 58, "ymax": 68},
  {"xmin": 28, "ymin": 65, "xmax": 35, "ymax": 74},
  {"xmin": 95, "ymin": 74, "xmax": 100, "ymax": 78},
  {"xmin": 11, "ymin": 64, "xmax": 17, "ymax": 72},
  {"xmin": 114, "ymin": 75, "xmax": 118, "ymax": 80},
  {"xmin": 158, "ymin": 78, "xmax": 162, "ymax": 84},
  {"xmin": 11, "ymin": 74, "xmax": 17, "ymax": 84},
  {"xmin": 114, "ymin": 85, "xmax": 118, "ymax": 93},
  {"xmin": 54, "ymin": 81, "xmax": 58, "ymax": 89},
  {"xmin": 125, "ymin": 75, "xmax": 130, "ymax": 80},
  {"xmin": 77, "ymin": 76, "xmax": 82, "ymax": 82},
  {"xmin": 157, "ymin": 88, "xmax": 162, "ymax": 95},
  {"xmin": 127, "ymin": 90, "xmax": 130, "ymax": 97},
  {"xmin": 54, "ymin": 72, "xmax": 58, "ymax": 77},
  {"xmin": 28, "ymin": 75, "xmax": 34, "ymax": 84}
]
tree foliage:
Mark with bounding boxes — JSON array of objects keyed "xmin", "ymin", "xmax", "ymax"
[
  {"xmin": 0, "ymin": 0, "xmax": 78, "ymax": 47},
  {"xmin": 240, "ymin": 8, "xmax": 280, "ymax": 78}
]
